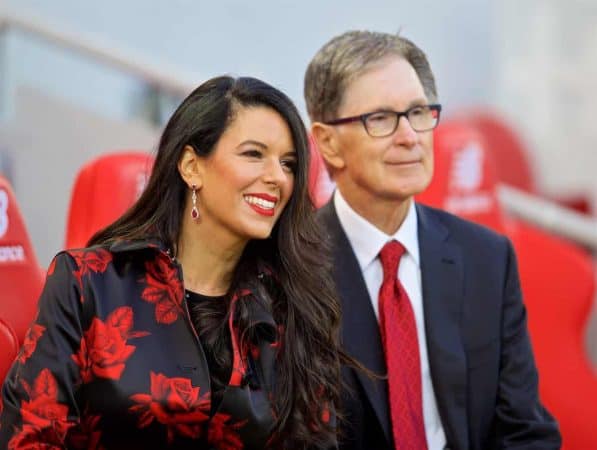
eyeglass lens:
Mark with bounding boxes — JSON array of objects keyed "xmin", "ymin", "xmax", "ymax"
[{"xmin": 365, "ymin": 106, "xmax": 439, "ymax": 136}]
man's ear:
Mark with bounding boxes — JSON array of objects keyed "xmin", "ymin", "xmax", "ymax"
[
  {"xmin": 311, "ymin": 122, "xmax": 345, "ymax": 171},
  {"xmin": 177, "ymin": 145, "xmax": 204, "ymax": 188}
]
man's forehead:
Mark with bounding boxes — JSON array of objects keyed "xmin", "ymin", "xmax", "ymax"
[{"xmin": 338, "ymin": 58, "xmax": 427, "ymax": 114}]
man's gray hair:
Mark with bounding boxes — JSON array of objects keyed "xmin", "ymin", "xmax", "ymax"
[{"xmin": 304, "ymin": 30, "xmax": 438, "ymax": 123}]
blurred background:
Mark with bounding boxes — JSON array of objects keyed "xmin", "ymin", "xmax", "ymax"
[
  {"xmin": 1, "ymin": 0, "xmax": 596, "ymax": 446},
  {"xmin": 1, "ymin": 0, "xmax": 596, "ymax": 264}
]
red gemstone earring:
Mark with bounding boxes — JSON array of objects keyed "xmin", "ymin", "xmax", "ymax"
[{"xmin": 191, "ymin": 184, "xmax": 199, "ymax": 220}]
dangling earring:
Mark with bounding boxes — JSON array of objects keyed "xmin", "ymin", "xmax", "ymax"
[{"xmin": 191, "ymin": 184, "xmax": 199, "ymax": 220}]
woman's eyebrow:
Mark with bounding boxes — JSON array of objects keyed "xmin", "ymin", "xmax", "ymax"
[{"xmin": 237, "ymin": 139, "xmax": 268, "ymax": 149}]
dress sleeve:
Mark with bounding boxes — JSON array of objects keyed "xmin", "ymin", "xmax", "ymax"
[
  {"xmin": 495, "ymin": 239, "xmax": 562, "ymax": 449},
  {"xmin": 0, "ymin": 251, "xmax": 85, "ymax": 448}
]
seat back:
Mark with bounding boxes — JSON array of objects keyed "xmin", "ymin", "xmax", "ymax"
[
  {"xmin": 0, "ymin": 318, "xmax": 18, "ymax": 382},
  {"xmin": 507, "ymin": 220, "xmax": 596, "ymax": 449},
  {"xmin": 418, "ymin": 119, "xmax": 597, "ymax": 449},
  {"xmin": 456, "ymin": 109, "xmax": 537, "ymax": 193},
  {"xmin": 417, "ymin": 120, "xmax": 505, "ymax": 230},
  {"xmin": 0, "ymin": 175, "xmax": 45, "ymax": 344},
  {"xmin": 460, "ymin": 110, "xmax": 592, "ymax": 215},
  {"xmin": 64, "ymin": 151, "xmax": 154, "ymax": 249}
]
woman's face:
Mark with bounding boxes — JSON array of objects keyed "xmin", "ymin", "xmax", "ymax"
[{"xmin": 197, "ymin": 105, "xmax": 297, "ymax": 244}]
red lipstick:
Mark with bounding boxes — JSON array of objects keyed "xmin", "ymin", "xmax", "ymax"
[{"xmin": 244, "ymin": 193, "xmax": 278, "ymax": 217}]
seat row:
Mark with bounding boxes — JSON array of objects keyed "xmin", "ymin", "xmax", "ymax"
[{"xmin": 0, "ymin": 112, "xmax": 595, "ymax": 448}]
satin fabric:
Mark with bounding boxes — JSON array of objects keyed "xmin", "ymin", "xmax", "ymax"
[{"xmin": 0, "ymin": 239, "xmax": 296, "ymax": 449}]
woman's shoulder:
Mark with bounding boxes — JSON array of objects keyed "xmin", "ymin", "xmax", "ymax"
[
  {"xmin": 48, "ymin": 238, "xmax": 172, "ymax": 284},
  {"xmin": 59, "ymin": 238, "xmax": 168, "ymax": 264}
]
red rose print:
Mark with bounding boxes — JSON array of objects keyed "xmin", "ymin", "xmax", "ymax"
[
  {"xmin": 129, "ymin": 372, "xmax": 210, "ymax": 443},
  {"xmin": 18, "ymin": 324, "xmax": 46, "ymax": 364},
  {"xmin": 66, "ymin": 413, "xmax": 104, "ymax": 450},
  {"xmin": 321, "ymin": 405, "xmax": 331, "ymax": 424},
  {"xmin": 249, "ymin": 343, "xmax": 260, "ymax": 360},
  {"xmin": 105, "ymin": 306, "xmax": 150, "ymax": 340},
  {"xmin": 69, "ymin": 248, "xmax": 112, "ymax": 275},
  {"xmin": 270, "ymin": 324, "xmax": 284, "ymax": 350},
  {"xmin": 72, "ymin": 307, "xmax": 148, "ymax": 382},
  {"xmin": 9, "ymin": 369, "xmax": 73, "ymax": 449},
  {"xmin": 8, "ymin": 424, "xmax": 65, "ymax": 449},
  {"xmin": 68, "ymin": 249, "xmax": 113, "ymax": 302},
  {"xmin": 140, "ymin": 257, "xmax": 184, "ymax": 324},
  {"xmin": 20, "ymin": 369, "xmax": 69, "ymax": 429},
  {"xmin": 208, "ymin": 413, "xmax": 246, "ymax": 450}
]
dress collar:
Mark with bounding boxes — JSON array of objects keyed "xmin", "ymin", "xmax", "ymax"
[
  {"xmin": 108, "ymin": 237, "xmax": 167, "ymax": 254},
  {"xmin": 108, "ymin": 237, "xmax": 278, "ymax": 333}
]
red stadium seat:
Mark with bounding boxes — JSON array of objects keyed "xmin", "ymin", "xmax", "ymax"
[
  {"xmin": 459, "ymin": 110, "xmax": 537, "ymax": 193},
  {"xmin": 417, "ymin": 120, "xmax": 597, "ymax": 450},
  {"xmin": 0, "ymin": 175, "xmax": 45, "ymax": 345},
  {"xmin": 0, "ymin": 318, "xmax": 18, "ymax": 382},
  {"xmin": 64, "ymin": 151, "xmax": 154, "ymax": 249},
  {"xmin": 459, "ymin": 109, "xmax": 592, "ymax": 215},
  {"xmin": 508, "ymin": 221, "xmax": 597, "ymax": 449},
  {"xmin": 419, "ymin": 122, "xmax": 505, "ymax": 229}
]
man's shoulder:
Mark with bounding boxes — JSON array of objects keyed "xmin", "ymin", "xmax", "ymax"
[
  {"xmin": 416, "ymin": 202, "xmax": 509, "ymax": 248},
  {"xmin": 316, "ymin": 200, "xmax": 335, "ymax": 219}
]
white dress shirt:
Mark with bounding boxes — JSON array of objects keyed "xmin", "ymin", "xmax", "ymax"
[{"xmin": 334, "ymin": 190, "xmax": 447, "ymax": 450}]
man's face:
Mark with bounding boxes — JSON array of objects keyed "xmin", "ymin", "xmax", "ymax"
[{"xmin": 329, "ymin": 56, "xmax": 434, "ymax": 205}]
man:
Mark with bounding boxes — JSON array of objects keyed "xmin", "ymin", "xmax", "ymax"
[{"xmin": 304, "ymin": 31, "xmax": 561, "ymax": 450}]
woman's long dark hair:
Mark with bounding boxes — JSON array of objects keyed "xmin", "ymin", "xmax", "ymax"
[{"xmin": 89, "ymin": 76, "xmax": 342, "ymax": 447}]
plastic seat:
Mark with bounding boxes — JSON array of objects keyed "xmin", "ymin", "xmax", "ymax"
[
  {"xmin": 419, "ymin": 123, "xmax": 504, "ymax": 229},
  {"xmin": 64, "ymin": 151, "xmax": 154, "ymax": 249},
  {"xmin": 457, "ymin": 110, "xmax": 537, "ymax": 193},
  {"xmin": 417, "ymin": 120, "xmax": 597, "ymax": 450},
  {"xmin": 0, "ymin": 318, "xmax": 18, "ymax": 382},
  {"xmin": 0, "ymin": 175, "xmax": 45, "ymax": 345},
  {"xmin": 459, "ymin": 109, "xmax": 592, "ymax": 215}
]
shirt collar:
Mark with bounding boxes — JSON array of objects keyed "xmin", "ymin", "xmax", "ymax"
[{"xmin": 334, "ymin": 190, "xmax": 420, "ymax": 271}]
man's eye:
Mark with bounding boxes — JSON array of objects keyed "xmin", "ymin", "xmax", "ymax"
[
  {"xmin": 368, "ymin": 112, "xmax": 392, "ymax": 123},
  {"xmin": 409, "ymin": 106, "xmax": 426, "ymax": 116}
]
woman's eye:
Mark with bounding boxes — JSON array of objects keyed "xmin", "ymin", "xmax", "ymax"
[
  {"xmin": 281, "ymin": 159, "xmax": 297, "ymax": 173},
  {"xmin": 242, "ymin": 149, "xmax": 263, "ymax": 158}
]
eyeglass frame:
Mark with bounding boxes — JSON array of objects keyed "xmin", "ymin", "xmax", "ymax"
[{"xmin": 323, "ymin": 104, "xmax": 442, "ymax": 137}]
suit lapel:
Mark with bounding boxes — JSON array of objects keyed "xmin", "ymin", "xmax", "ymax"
[
  {"xmin": 319, "ymin": 202, "xmax": 392, "ymax": 445},
  {"xmin": 417, "ymin": 204, "xmax": 469, "ymax": 450}
]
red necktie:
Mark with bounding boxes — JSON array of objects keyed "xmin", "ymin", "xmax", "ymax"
[{"xmin": 378, "ymin": 240, "xmax": 428, "ymax": 450}]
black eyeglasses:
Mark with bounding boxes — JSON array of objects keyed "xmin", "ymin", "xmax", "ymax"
[{"xmin": 324, "ymin": 104, "xmax": 442, "ymax": 137}]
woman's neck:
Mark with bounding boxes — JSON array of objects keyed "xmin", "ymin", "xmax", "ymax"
[{"xmin": 176, "ymin": 221, "xmax": 246, "ymax": 296}]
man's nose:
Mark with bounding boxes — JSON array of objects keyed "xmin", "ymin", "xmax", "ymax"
[{"xmin": 392, "ymin": 116, "xmax": 418, "ymax": 148}]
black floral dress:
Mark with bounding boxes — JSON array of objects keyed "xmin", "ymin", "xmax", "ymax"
[{"xmin": 0, "ymin": 239, "xmax": 312, "ymax": 449}]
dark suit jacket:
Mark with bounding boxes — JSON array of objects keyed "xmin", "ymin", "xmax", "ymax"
[{"xmin": 318, "ymin": 201, "xmax": 561, "ymax": 450}]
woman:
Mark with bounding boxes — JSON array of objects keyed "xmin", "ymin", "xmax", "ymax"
[{"xmin": 0, "ymin": 76, "xmax": 342, "ymax": 449}]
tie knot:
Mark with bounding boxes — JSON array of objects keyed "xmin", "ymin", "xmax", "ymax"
[{"xmin": 379, "ymin": 240, "xmax": 406, "ymax": 280}]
